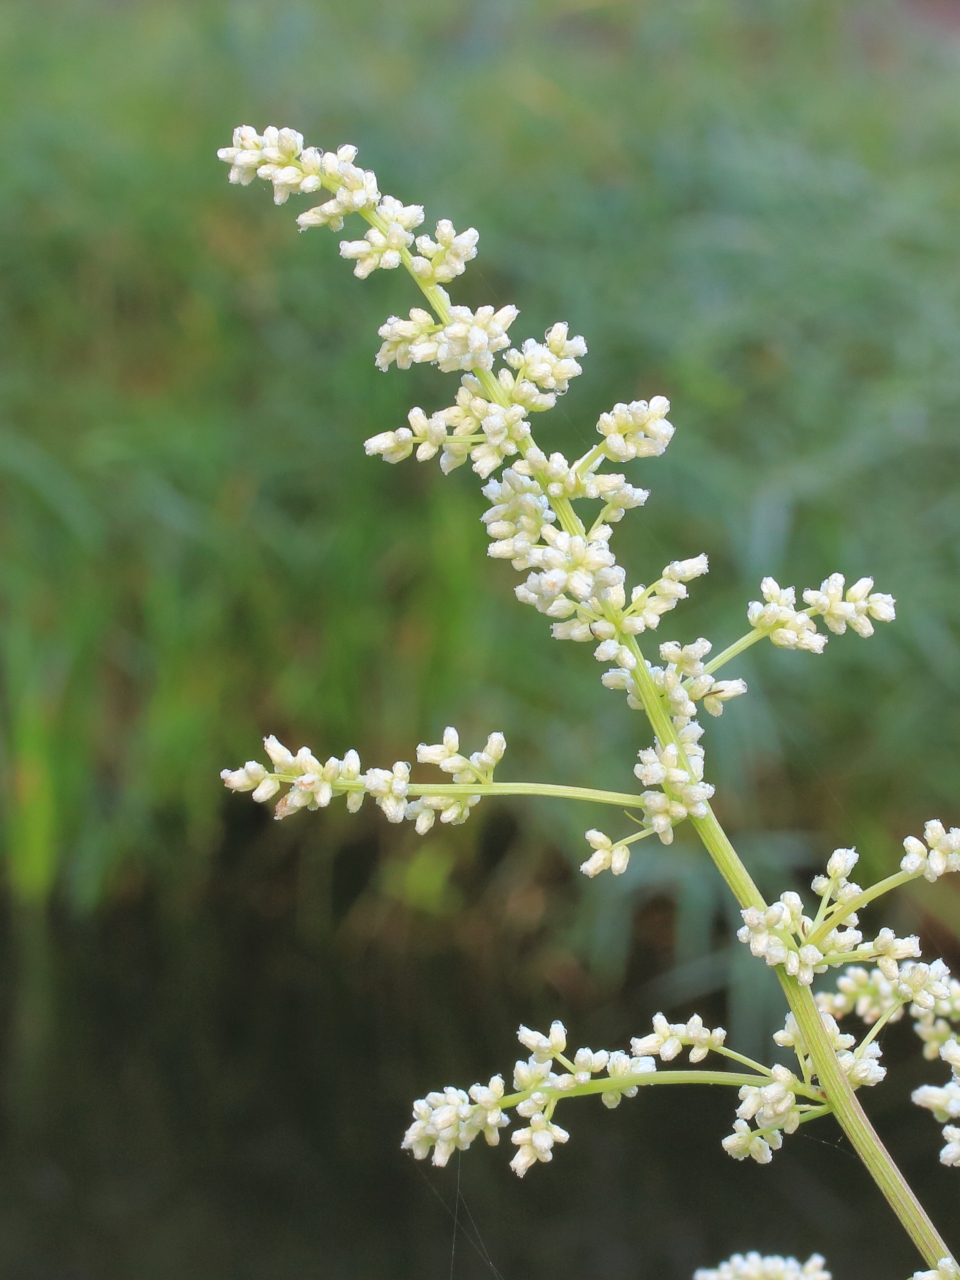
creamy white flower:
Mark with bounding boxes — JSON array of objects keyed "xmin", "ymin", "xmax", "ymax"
[
  {"xmin": 363, "ymin": 760, "xmax": 411, "ymax": 822},
  {"xmin": 509, "ymin": 1111, "xmax": 569, "ymax": 1176},
  {"xmin": 402, "ymin": 1080, "xmax": 509, "ymax": 1167},
  {"xmin": 816, "ymin": 965, "xmax": 903, "ymax": 1026},
  {"xmin": 737, "ymin": 1065, "xmax": 801, "ymax": 1133},
  {"xmin": 222, "ymin": 739, "xmax": 364, "ymax": 819},
  {"xmin": 912, "ymin": 1262, "xmax": 960, "ymax": 1280},
  {"xmin": 901, "ymin": 821, "xmax": 960, "ymax": 883},
  {"xmin": 505, "ymin": 323, "xmax": 587, "ymax": 396},
  {"xmin": 410, "ymin": 303, "xmax": 519, "ymax": 373},
  {"xmin": 748, "ymin": 577, "xmax": 826, "ymax": 653},
  {"xmin": 802, "ymin": 572, "xmax": 896, "ymax": 638},
  {"xmin": 600, "ymin": 1051, "xmax": 656, "ymax": 1108},
  {"xmin": 410, "ymin": 219, "xmax": 479, "ymax": 284},
  {"xmin": 580, "ymin": 828, "xmax": 634, "ymax": 877},
  {"xmin": 516, "ymin": 528, "xmax": 622, "ymax": 613},
  {"xmin": 339, "ymin": 197, "xmax": 423, "ymax": 278},
  {"xmin": 517, "ymin": 1020, "xmax": 567, "ymax": 1062},
  {"xmin": 722, "ymin": 1118, "xmax": 782, "ymax": 1164},
  {"xmin": 630, "ymin": 1012, "xmax": 726, "ymax": 1064},
  {"xmin": 375, "ymin": 308, "xmax": 438, "ymax": 371},
  {"xmin": 941, "ymin": 1125, "xmax": 960, "ymax": 1167},
  {"xmin": 596, "ymin": 396, "xmax": 674, "ymax": 461}
]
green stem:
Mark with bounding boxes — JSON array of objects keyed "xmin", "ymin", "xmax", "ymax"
[
  {"xmin": 499, "ymin": 1068, "xmax": 767, "ymax": 1110},
  {"xmin": 780, "ymin": 975, "xmax": 953, "ymax": 1267},
  {"xmin": 702, "ymin": 628, "xmax": 766, "ymax": 676},
  {"xmin": 806, "ymin": 869, "xmax": 917, "ymax": 950}
]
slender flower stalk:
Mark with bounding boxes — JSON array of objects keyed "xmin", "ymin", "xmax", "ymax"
[{"xmin": 216, "ymin": 126, "xmax": 958, "ymax": 1277}]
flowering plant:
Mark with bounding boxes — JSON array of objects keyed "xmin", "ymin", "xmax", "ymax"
[{"xmin": 217, "ymin": 125, "xmax": 959, "ymax": 1279}]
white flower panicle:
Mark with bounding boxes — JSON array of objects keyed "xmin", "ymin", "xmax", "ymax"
[
  {"xmin": 221, "ymin": 127, "xmax": 953, "ymax": 1243},
  {"xmin": 748, "ymin": 572, "xmax": 895, "ymax": 655},
  {"xmin": 901, "ymin": 821, "xmax": 960, "ymax": 883},
  {"xmin": 802, "ymin": 573, "xmax": 896, "ymax": 638},
  {"xmin": 221, "ymin": 727, "xmax": 504, "ymax": 832},
  {"xmin": 694, "ymin": 1254, "xmax": 831, "ymax": 1280}
]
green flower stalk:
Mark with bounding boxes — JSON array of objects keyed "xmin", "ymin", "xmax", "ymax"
[{"xmin": 216, "ymin": 125, "xmax": 959, "ymax": 1279}]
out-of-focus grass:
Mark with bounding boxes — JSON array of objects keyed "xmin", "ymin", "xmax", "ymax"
[{"xmin": 0, "ymin": 0, "xmax": 958, "ymax": 982}]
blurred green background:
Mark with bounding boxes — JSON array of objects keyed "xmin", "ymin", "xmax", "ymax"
[{"xmin": 0, "ymin": 0, "xmax": 959, "ymax": 1275}]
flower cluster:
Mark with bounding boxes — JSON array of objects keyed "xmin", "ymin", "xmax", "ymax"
[
  {"xmin": 735, "ymin": 842, "xmax": 942, "ymax": 988},
  {"xmin": 403, "ymin": 1013, "xmax": 737, "ymax": 1177},
  {"xmin": 596, "ymin": 396, "xmax": 675, "ymax": 461},
  {"xmin": 694, "ymin": 1255, "xmax": 830, "ymax": 1280},
  {"xmin": 220, "ymin": 735, "xmax": 364, "ymax": 820},
  {"xmin": 630, "ymin": 1012, "xmax": 728, "ymax": 1063},
  {"xmin": 410, "ymin": 219, "xmax": 479, "ymax": 284},
  {"xmin": 803, "ymin": 573, "xmax": 897, "ymax": 638},
  {"xmin": 403, "ymin": 1019, "xmax": 659, "ymax": 1176},
  {"xmin": 220, "ymin": 125, "xmax": 958, "ymax": 1278},
  {"xmin": 747, "ymin": 573, "xmax": 895, "ymax": 654},
  {"xmin": 913, "ymin": 1038, "xmax": 960, "ymax": 1167},
  {"xmin": 901, "ymin": 820, "xmax": 960, "ymax": 883},
  {"xmin": 633, "ymin": 736, "xmax": 715, "ymax": 845},
  {"xmin": 221, "ymin": 727, "xmax": 504, "ymax": 831}
]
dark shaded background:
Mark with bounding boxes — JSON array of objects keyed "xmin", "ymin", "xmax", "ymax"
[{"xmin": 0, "ymin": 0, "xmax": 959, "ymax": 1275}]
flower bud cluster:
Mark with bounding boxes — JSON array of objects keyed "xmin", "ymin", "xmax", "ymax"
[
  {"xmin": 403, "ymin": 1014, "xmax": 743, "ymax": 1177},
  {"xmin": 402, "ymin": 1078, "xmax": 510, "ymax": 1167},
  {"xmin": 410, "ymin": 219, "xmax": 479, "ymax": 284},
  {"xmin": 799, "ymin": 1011, "xmax": 884, "ymax": 1087},
  {"xmin": 747, "ymin": 578, "xmax": 827, "ymax": 653},
  {"xmin": 729, "ymin": 1064, "xmax": 804, "ymax": 1150},
  {"xmin": 913, "ymin": 1038, "xmax": 960, "ymax": 1168},
  {"xmin": 365, "ymin": 387, "xmax": 531, "ymax": 479},
  {"xmin": 694, "ymin": 1254, "xmax": 831, "ymax": 1280},
  {"xmin": 802, "ymin": 572, "xmax": 896, "ymax": 638},
  {"xmin": 505, "ymin": 323, "xmax": 588, "ymax": 398},
  {"xmin": 630, "ymin": 1012, "xmax": 727, "ymax": 1063},
  {"xmin": 901, "ymin": 820, "xmax": 960, "ymax": 883},
  {"xmin": 515, "ymin": 526, "xmax": 623, "ymax": 612},
  {"xmin": 221, "ymin": 735, "xmax": 364, "ymax": 820},
  {"xmin": 596, "ymin": 397, "xmax": 674, "ymax": 461},
  {"xmin": 738, "ymin": 894, "xmax": 830, "ymax": 986},
  {"xmin": 634, "ymin": 736, "xmax": 715, "ymax": 845},
  {"xmin": 405, "ymin": 727, "xmax": 507, "ymax": 832},
  {"xmin": 748, "ymin": 573, "xmax": 895, "ymax": 654},
  {"xmin": 339, "ymin": 196, "xmax": 425, "ymax": 277},
  {"xmin": 221, "ymin": 728, "xmax": 504, "ymax": 831},
  {"xmin": 651, "ymin": 638, "xmax": 748, "ymax": 724}
]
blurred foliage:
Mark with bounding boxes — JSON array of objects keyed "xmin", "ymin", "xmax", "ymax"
[{"xmin": 0, "ymin": 0, "xmax": 959, "ymax": 998}]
